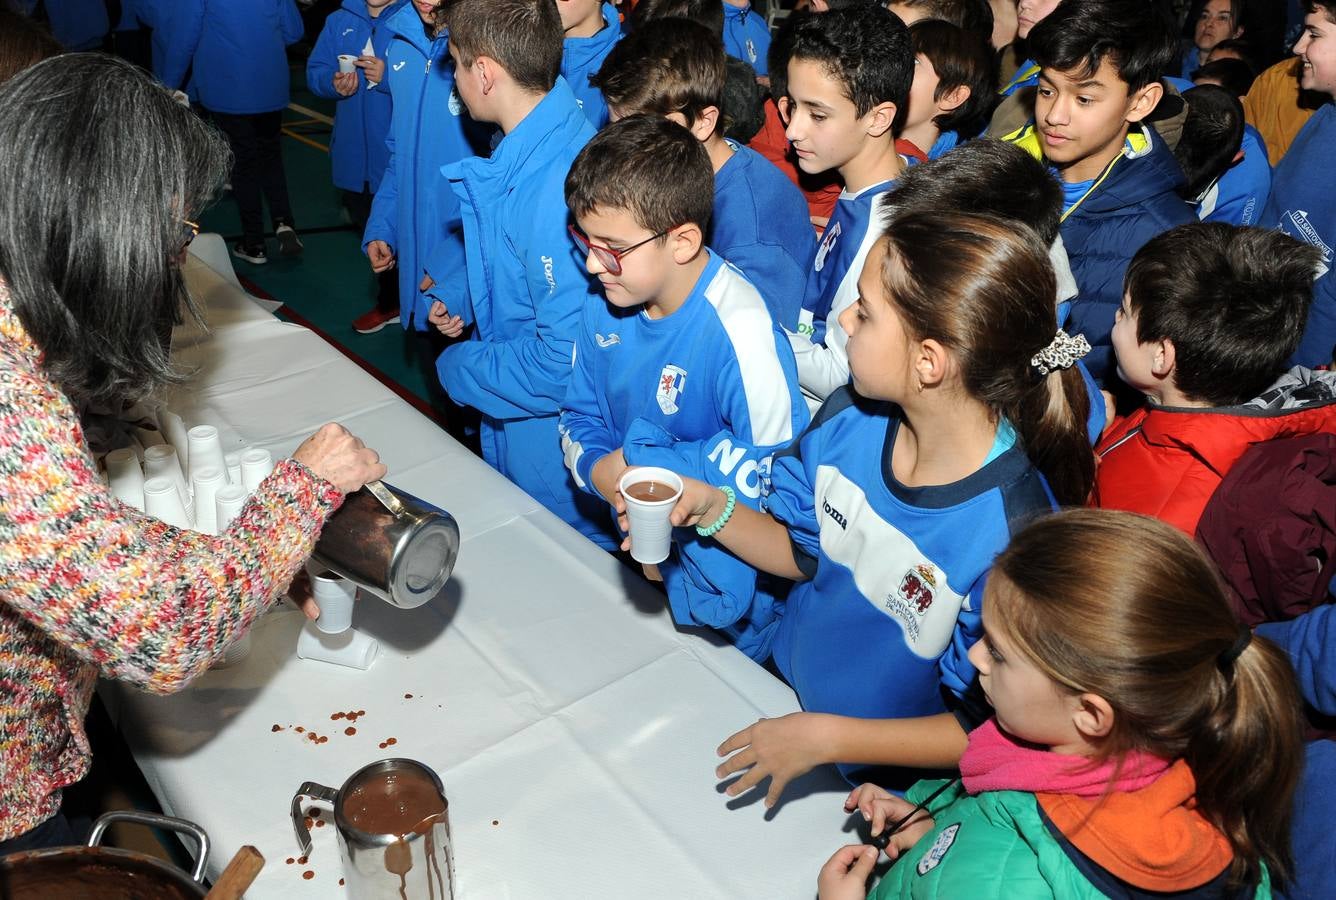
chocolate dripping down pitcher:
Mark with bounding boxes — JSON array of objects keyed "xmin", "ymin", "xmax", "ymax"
[
  {"xmin": 293, "ymin": 759, "xmax": 454, "ymax": 900},
  {"xmin": 310, "ymin": 481, "xmax": 460, "ymax": 610}
]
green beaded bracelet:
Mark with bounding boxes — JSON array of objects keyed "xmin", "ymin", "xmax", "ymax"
[{"xmin": 696, "ymin": 486, "xmax": 736, "ymax": 537}]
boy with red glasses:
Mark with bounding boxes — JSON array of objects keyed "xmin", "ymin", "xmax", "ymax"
[{"xmin": 560, "ymin": 116, "xmax": 807, "ymax": 661}]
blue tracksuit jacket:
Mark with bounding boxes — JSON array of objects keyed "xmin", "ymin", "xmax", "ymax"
[
  {"xmin": 723, "ymin": 1, "xmax": 771, "ymax": 77},
  {"xmin": 163, "ymin": 0, "xmax": 304, "ymax": 114},
  {"xmin": 712, "ymin": 142, "xmax": 817, "ymax": 331},
  {"xmin": 1197, "ymin": 124, "xmax": 1271, "ymax": 227},
  {"xmin": 363, "ymin": 5, "xmax": 489, "ymax": 329},
  {"xmin": 306, "ymin": 0, "xmax": 406, "ymax": 194},
  {"xmin": 17, "ymin": 0, "xmax": 108, "ymax": 50},
  {"xmin": 561, "ymin": 2, "xmax": 621, "ymax": 128},
  {"xmin": 438, "ymin": 78, "xmax": 613, "ymax": 547},
  {"xmin": 560, "ymin": 251, "xmax": 809, "ymax": 659},
  {"xmin": 1263, "ymin": 103, "xmax": 1336, "ymax": 368}
]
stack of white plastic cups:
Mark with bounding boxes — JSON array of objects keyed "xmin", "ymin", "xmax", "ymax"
[{"xmin": 295, "ymin": 571, "xmax": 379, "ymax": 670}]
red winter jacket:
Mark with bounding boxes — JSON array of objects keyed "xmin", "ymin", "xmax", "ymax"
[{"xmin": 1093, "ymin": 369, "xmax": 1336, "ymax": 536}]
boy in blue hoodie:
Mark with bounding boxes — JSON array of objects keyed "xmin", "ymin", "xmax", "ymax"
[
  {"xmin": 722, "ymin": 0, "xmax": 770, "ymax": 79},
  {"xmin": 1263, "ymin": 0, "xmax": 1336, "ymax": 368},
  {"xmin": 1001, "ymin": 0, "xmax": 1195, "ymax": 386},
  {"xmin": 166, "ymin": 0, "xmax": 307, "ymax": 265},
  {"xmin": 557, "ymin": 0, "xmax": 621, "ymax": 127},
  {"xmin": 307, "ymin": 0, "xmax": 406, "ymax": 332},
  {"xmin": 429, "ymin": 0, "xmax": 614, "ymax": 548},
  {"xmin": 592, "ymin": 17, "xmax": 816, "ymax": 329},
  {"xmin": 560, "ymin": 116, "xmax": 808, "ymax": 660},
  {"xmin": 15, "ymin": 0, "xmax": 108, "ymax": 51}
]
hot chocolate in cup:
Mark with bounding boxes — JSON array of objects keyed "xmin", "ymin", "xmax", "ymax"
[
  {"xmin": 337, "ymin": 54, "xmax": 358, "ymax": 74},
  {"xmin": 618, "ymin": 467, "xmax": 684, "ymax": 565}
]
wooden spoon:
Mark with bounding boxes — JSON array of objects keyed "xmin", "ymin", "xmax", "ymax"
[{"xmin": 204, "ymin": 845, "xmax": 264, "ymax": 899}]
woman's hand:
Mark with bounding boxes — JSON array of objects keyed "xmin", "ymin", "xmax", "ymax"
[
  {"xmin": 716, "ymin": 712, "xmax": 831, "ymax": 808},
  {"xmin": 817, "ymin": 845, "xmax": 878, "ymax": 900},
  {"xmin": 845, "ymin": 784, "xmax": 935, "ymax": 859},
  {"xmin": 292, "ymin": 423, "xmax": 386, "ymax": 494}
]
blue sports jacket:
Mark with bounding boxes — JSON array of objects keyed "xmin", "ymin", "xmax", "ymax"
[
  {"xmin": 306, "ymin": 0, "xmax": 406, "ymax": 194},
  {"xmin": 723, "ymin": 1, "xmax": 771, "ymax": 77},
  {"xmin": 363, "ymin": 4, "xmax": 489, "ymax": 328},
  {"xmin": 438, "ymin": 78, "xmax": 613, "ymax": 547},
  {"xmin": 561, "ymin": 2, "xmax": 621, "ymax": 128},
  {"xmin": 17, "ymin": 0, "xmax": 108, "ymax": 50},
  {"xmin": 163, "ymin": 0, "xmax": 304, "ymax": 114}
]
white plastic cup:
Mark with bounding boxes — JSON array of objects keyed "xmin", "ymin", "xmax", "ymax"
[
  {"xmin": 224, "ymin": 450, "xmax": 243, "ymax": 486},
  {"xmin": 191, "ymin": 466, "xmax": 226, "ymax": 535},
  {"xmin": 337, "ymin": 54, "xmax": 358, "ymax": 74},
  {"xmin": 105, "ymin": 447, "xmax": 145, "ymax": 512},
  {"xmin": 215, "ymin": 484, "xmax": 248, "ymax": 531},
  {"xmin": 296, "ymin": 621, "xmax": 378, "ymax": 670},
  {"xmin": 142, "ymin": 444, "xmax": 190, "ymax": 507},
  {"xmin": 143, "ymin": 475, "xmax": 191, "ymax": 529},
  {"xmin": 186, "ymin": 424, "xmax": 227, "ymax": 485},
  {"xmin": 618, "ymin": 467, "xmax": 684, "ymax": 565},
  {"xmin": 239, "ymin": 447, "xmax": 274, "ymax": 492},
  {"xmin": 311, "ymin": 570, "xmax": 356, "ymax": 634},
  {"xmin": 158, "ymin": 410, "xmax": 190, "ymax": 472}
]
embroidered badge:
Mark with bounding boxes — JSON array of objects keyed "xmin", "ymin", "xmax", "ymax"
[
  {"xmin": 813, "ymin": 221, "xmax": 842, "ymax": 272},
  {"xmin": 897, "ymin": 563, "xmax": 938, "ymax": 615},
  {"xmin": 656, "ymin": 364, "xmax": 687, "ymax": 415},
  {"xmin": 746, "ymin": 38, "xmax": 757, "ymax": 63},
  {"xmin": 916, "ymin": 823, "xmax": 960, "ymax": 876},
  {"xmin": 448, "ymin": 87, "xmax": 463, "ymax": 116}
]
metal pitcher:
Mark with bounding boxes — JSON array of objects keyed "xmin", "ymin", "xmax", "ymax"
[
  {"xmin": 311, "ymin": 481, "xmax": 460, "ymax": 610},
  {"xmin": 293, "ymin": 758, "xmax": 454, "ymax": 900}
]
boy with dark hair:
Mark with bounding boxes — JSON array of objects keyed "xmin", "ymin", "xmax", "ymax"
[
  {"xmin": 560, "ymin": 115, "xmax": 807, "ymax": 660},
  {"xmin": 556, "ymin": 0, "xmax": 621, "ymax": 127},
  {"xmin": 593, "ymin": 17, "xmax": 816, "ymax": 328},
  {"xmin": 1095, "ymin": 223, "xmax": 1329, "ymax": 535},
  {"xmin": 897, "ymin": 19, "xmax": 997, "ymax": 160},
  {"xmin": 1001, "ymin": 0, "xmax": 1195, "ymax": 386},
  {"xmin": 430, "ymin": 0, "xmax": 613, "ymax": 547},
  {"xmin": 784, "ymin": 4, "xmax": 913, "ymax": 409},
  {"xmin": 1174, "ymin": 83, "xmax": 1271, "ymax": 226},
  {"xmin": 1179, "ymin": 0, "xmax": 1244, "ymax": 80},
  {"xmin": 885, "ymin": 0, "xmax": 994, "ymax": 42},
  {"xmin": 1262, "ymin": 0, "xmax": 1336, "ymax": 369},
  {"xmin": 629, "ymin": 0, "xmax": 724, "ymax": 36},
  {"xmin": 1192, "ymin": 56, "xmax": 1256, "ymax": 97}
]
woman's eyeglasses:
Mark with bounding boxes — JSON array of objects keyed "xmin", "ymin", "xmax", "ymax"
[
  {"xmin": 181, "ymin": 218, "xmax": 200, "ymax": 250},
  {"xmin": 568, "ymin": 225, "xmax": 669, "ymax": 276}
]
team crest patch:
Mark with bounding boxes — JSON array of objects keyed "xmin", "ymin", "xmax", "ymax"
[
  {"xmin": 746, "ymin": 39, "xmax": 758, "ymax": 63},
  {"xmin": 897, "ymin": 563, "xmax": 937, "ymax": 615},
  {"xmin": 813, "ymin": 221, "xmax": 842, "ymax": 272},
  {"xmin": 448, "ymin": 87, "xmax": 463, "ymax": 116},
  {"xmin": 916, "ymin": 823, "xmax": 960, "ymax": 876},
  {"xmin": 656, "ymin": 365, "xmax": 687, "ymax": 415}
]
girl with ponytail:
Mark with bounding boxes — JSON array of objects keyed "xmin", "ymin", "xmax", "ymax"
[
  {"xmin": 612, "ymin": 210, "xmax": 1094, "ymax": 807},
  {"xmin": 821, "ymin": 508, "xmax": 1303, "ymax": 900}
]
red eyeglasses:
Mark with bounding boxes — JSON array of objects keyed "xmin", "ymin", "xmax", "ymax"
[{"xmin": 568, "ymin": 225, "xmax": 670, "ymax": 276}]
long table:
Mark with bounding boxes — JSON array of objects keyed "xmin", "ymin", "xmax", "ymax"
[{"xmin": 102, "ymin": 237, "xmax": 852, "ymax": 897}]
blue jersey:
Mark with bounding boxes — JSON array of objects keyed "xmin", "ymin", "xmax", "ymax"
[
  {"xmin": 560, "ymin": 251, "xmax": 809, "ymax": 658},
  {"xmin": 1263, "ymin": 103, "xmax": 1336, "ymax": 368},
  {"xmin": 163, "ymin": 0, "xmax": 304, "ymax": 114},
  {"xmin": 723, "ymin": 1, "xmax": 771, "ymax": 77},
  {"xmin": 439, "ymin": 78, "xmax": 613, "ymax": 549},
  {"xmin": 711, "ymin": 142, "xmax": 817, "ymax": 331},
  {"xmin": 789, "ymin": 181, "xmax": 896, "ymax": 412},
  {"xmin": 765, "ymin": 388, "xmax": 1055, "ymax": 739},
  {"xmin": 999, "ymin": 58, "xmax": 1040, "ymax": 97},
  {"xmin": 561, "ymin": 3, "xmax": 621, "ymax": 128},
  {"xmin": 1197, "ymin": 124, "xmax": 1271, "ymax": 227}
]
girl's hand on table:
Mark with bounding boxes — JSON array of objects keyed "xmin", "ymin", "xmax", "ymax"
[{"xmin": 716, "ymin": 711, "xmax": 829, "ymax": 808}]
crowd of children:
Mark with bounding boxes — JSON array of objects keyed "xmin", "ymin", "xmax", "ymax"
[{"xmin": 8, "ymin": 0, "xmax": 1336, "ymax": 895}]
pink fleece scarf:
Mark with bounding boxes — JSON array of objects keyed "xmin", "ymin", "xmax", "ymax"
[{"xmin": 959, "ymin": 719, "xmax": 1171, "ymax": 797}]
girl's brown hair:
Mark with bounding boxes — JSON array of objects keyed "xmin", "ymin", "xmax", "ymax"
[
  {"xmin": 990, "ymin": 508, "xmax": 1305, "ymax": 886},
  {"xmin": 880, "ymin": 211, "xmax": 1094, "ymax": 505}
]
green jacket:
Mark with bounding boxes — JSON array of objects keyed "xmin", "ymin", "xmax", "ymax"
[{"xmin": 867, "ymin": 780, "xmax": 1270, "ymax": 900}]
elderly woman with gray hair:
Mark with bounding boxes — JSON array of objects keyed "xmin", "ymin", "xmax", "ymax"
[{"xmin": 0, "ymin": 54, "xmax": 385, "ymax": 852}]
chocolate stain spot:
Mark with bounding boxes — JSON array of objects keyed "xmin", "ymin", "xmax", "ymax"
[
  {"xmin": 339, "ymin": 878, "xmax": 345, "ymax": 886},
  {"xmin": 345, "ymin": 726, "xmax": 357, "ymax": 736},
  {"xmin": 304, "ymin": 817, "xmax": 313, "ymax": 830},
  {"xmin": 319, "ymin": 736, "xmax": 329, "ymax": 744},
  {"xmin": 295, "ymin": 726, "xmax": 305, "ymax": 733},
  {"xmin": 332, "ymin": 712, "xmax": 345, "ymax": 720},
  {"xmin": 308, "ymin": 732, "xmax": 320, "ymax": 742},
  {"xmin": 404, "ymin": 693, "xmax": 413, "ymax": 699},
  {"xmin": 492, "ymin": 820, "xmax": 499, "ymax": 826},
  {"xmin": 272, "ymin": 724, "xmax": 283, "ymax": 732},
  {"xmin": 286, "ymin": 857, "xmax": 295, "ymax": 865},
  {"xmin": 303, "ymin": 870, "xmax": 315, "ymax": 880},
  {"xmin": 358, "ymin": 709, "xmax": 366, "ymax": 716},
  {"xmin": 315, "ymin": 819, "xmax": 326, "ymax": 828},
  {"xmin": 298, "ymin": 856, "xmax": 309, "ymax": 865},
  {"xmin": 378, "ymin": 742, "xmax": 387, "ymax": 749},
  {"xmin": 311, "ymin": 809, "xmax": 322, "ymax": 818},
  {"xmin": 386, "ymin": 737, "xmax": 397, "ymax": 746}
]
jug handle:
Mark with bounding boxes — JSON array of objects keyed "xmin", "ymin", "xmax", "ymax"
[
  {"xmin": 365, "ymin": 480, "xmax": 407, "ymax": 516},
  {"xmin": 292, "ymin": 781, "xmax": 338, "ymax": 858}
]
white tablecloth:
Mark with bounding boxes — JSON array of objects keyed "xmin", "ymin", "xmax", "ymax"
[{"xmin": 102, "ymin": 244, "xmax": 853, "ymax": 897}]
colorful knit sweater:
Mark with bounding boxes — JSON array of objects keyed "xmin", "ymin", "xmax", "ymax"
[{"xmin": 0, "ymin": 280, "xmax": 344, "ymax": 841}]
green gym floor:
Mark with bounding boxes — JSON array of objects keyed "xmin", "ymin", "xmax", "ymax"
[{"xmin": 196, "ymin": 69, "xmax": 438, "ymax": 412}]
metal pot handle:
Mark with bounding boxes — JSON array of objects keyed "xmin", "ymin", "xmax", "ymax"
[
  {"xmin": 87, "ymin": 810, "xmax": 211, "ymax": 885},
  {"xmin": 364, "ymin": 480, "xmax": 406, "ymax": 516},
  {"xmin": 292, "ymin": 781, "xmax": 338, "ymax": 858}
]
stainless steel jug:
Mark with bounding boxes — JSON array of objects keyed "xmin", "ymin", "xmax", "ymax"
[
  {"xmin": 311, "ymin": 481, "xmax": 460, "ymax": 610},
  {"xmin": 293, "ymin": 758, "xmax": 454, "ymax": 900}
]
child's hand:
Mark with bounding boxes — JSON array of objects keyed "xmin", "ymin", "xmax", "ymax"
[
  {"xmin": 844, "ymin": 784, "xmax": 935, "ymax": 859},
  {"xmin": 667, "ymin": 476, "xmax": 730, "ymax": 528},
  {"xmin": 428, "ymin": 300, "xmax": 464, "ymax": 338},
  {"xmin": 817, "ymin": 845, "xmax": 878, "ymax": 900},
  {"xmin": 356, "ymin": 54, "xmax": 385, "ymax": 84},
  {"xmin": 592, "ymin": 449, "xmax": 630, "ymax": 507},
  {"xmin": 367, "ymin": 240, "xmax": 395, "ymax": 273},
  {"xmin": 716, "ymin": 712, "xmax": 829, "ymax": 808},
  {"xmin": 332, "ymin": 71, "xmax": 358, "ymax": 96}
]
